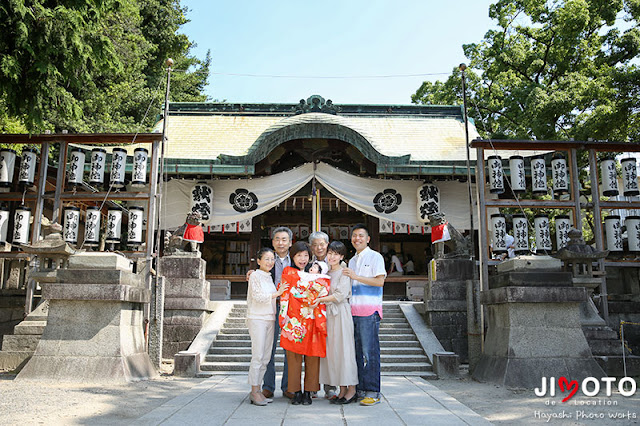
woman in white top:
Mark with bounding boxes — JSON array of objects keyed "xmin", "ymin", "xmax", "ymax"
[
  {"xmin": 312, "ymin": 241, "xmax": 359, "ymax": 404},
  {"xmin": 247, "ymin": 248, "xmax": 289, "ymax": 406}
]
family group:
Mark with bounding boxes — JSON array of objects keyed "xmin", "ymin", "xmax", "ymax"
[{"xmin": 245, "ymin": 225, "xmax": 386, "ymax": 407}]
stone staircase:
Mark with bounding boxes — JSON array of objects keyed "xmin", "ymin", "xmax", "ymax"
[
  {"xmin": 0, "ymin": 301, "xmax": 48, "ymax": 371},
  {"xmin": 200, "ymin": 302, "xmax": 434, "ymax": 377}
]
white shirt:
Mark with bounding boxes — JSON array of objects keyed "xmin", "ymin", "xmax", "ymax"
[
  {"xmin": 247, "ymin": 269, "xmax": 277, "ymax": 321},
  {"xmin": 349, "ymin": 246, "xmax": 387, "ymax": 317},
  {"xmin": 390, "ymin": 255, "xmax": 403, "ymax": 273}
]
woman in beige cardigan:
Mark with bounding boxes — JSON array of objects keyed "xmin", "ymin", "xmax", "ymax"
[
  {"xmin": 312, "ymin": 241, "xmax": 358, "ymax": 404},
  {"xmin": 246, "ymin": 248, "xmax": 289, "ymax": 405}
]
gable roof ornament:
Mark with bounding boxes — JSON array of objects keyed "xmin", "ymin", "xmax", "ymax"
[{"xmin": 293, "ymin": 95, "xmax": 339, "ymax": 115}]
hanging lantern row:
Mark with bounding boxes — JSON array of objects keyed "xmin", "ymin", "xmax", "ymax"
[
  {"xmin": 0, "ymin": 206, "xmax": 32, "ymax": 245},
  {"xmin": 61, "ymin": 206, "xmax": 145, "ymax": 248},
  {"xmin": 601, "ymin": 157, "xmax": 640, "ymax": 197},
  {"xmin": 68, "ymin": 147, "xmax": 149, "ymax": 188},
  {"xmin": 0, "ymin": 148, "xmax": 39, "ymax": 188},
  {"xmin": 490, "ymin": 213, "xmax": 574, "ymax": 255},
  {"xmin": 604, "ymin": 215, "xmax": 640, "ymax": 252},
  {"xmin": 487, "ymin": 153, "xmax": 569, "ymax": 196}
]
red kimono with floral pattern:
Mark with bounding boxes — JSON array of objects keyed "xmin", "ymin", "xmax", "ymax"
[{"xmin": 278, "ymin": 266, "xmax": 330, "ymax": 357}]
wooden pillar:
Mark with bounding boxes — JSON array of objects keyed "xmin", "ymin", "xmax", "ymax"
[
  {"xmin": 368, "ymin": 215, "xmax": 380, "ymax": 252},
  {"xmin": 248, "ymin": 216, "xmax": 261, "ymax": 272},
  {"xmin": 588, "ymin": 149, "xmax": 609, "ymax": 324}
]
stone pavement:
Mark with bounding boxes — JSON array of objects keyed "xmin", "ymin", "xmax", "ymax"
[{"xmin": 134, "ymin": 374, "xmax": 491, "ymax": 425}]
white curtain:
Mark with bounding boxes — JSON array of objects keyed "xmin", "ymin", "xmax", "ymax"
[
  {"xmin": 161, "ymin": 162, "xmax": 476, "ymax": 230},
  {"xmin": 314, "ymin": 162, "xmax": 424, "ymax": 226},
  {"xmin": 162, "ymin": 163, "xmax": 314, "ymax": 229}
]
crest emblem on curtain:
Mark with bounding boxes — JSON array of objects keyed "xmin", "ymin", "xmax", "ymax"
[
  {"xmin": 373, "ymin": 189, "xmax": 402, "ymax": 214},
  {"xmin": 229, "ymin": 188, "xmax": 258, "ymax": 212}
]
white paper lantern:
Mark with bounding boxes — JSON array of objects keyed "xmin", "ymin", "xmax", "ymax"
[
  {"xmin": 18, "ymin": 148, "xmax": 38, "ymax": 186},
  {"xmin": 89, "ymin": 148, "xmax": 107, "ymax": 185},
  {"xmin": 604, "ymin": 215, "xmax": 623, "ymax": 252},
  {"xmin": 508, "ymin": 155, "xmax": 526, "ymax": 194},
  {"xmin": 0, "ymin": 149, "xmax": 17, "ymax": 187},
  {"xmin": 67, "ymin": 148, "xmax": 85, "ymax": 185},
  {"xmin": 600, "ymin": 157, "xmax": 619, "ymax": 197},
  {"xmin": 0, "ymin": 207, "xmax": 10, "ymax": 242},
  {"xmin": 109, "ymin": 148, "xmax": 127, "ymax": 189},
  {"xmin": 127, "ymin": 206, "xmax": 144, "ymax": 246},
  {"xmin": 13, "ymin": 206, "xmax": 31, "ymax": 245},
  {"xmin": 625, "ymin": 216, "xmax": 640, "ymax": 252},
  {"xmin": 106, "ymin": 208, "xmax": 122, "ymax": 244},
  {"xmin": 620, "ymin": 158, "xmax": 639, "ymax": 197},
  {"xmin": 63, "ymin": 207, "xmax": 81, "ymax": 244},
  {"xmin": 417, "ymin": 184, "xmax": 439, "ymax": 222},
  {"xmin": 132, "ymin": 147, "xmax": 148, "ymax": 186},
  {"xmin": 512, "ymin": 214, "xmax": 529, "ymax": 255},
  {"xmin": 191, "ymin": 182, "xmax": 213, "ymax": 222},
  {"xmin": 487, "ymin": 156, "xmax": 504, "ymax": 194},
  {"xmin": 531, "ymin": 155, "xmax": 548, "ymax": 195},
  {"xmin": 491, "ymin": 213, "xmax": 508, "ymax": 254},
  {"xmin": 534, "ymin": 214, "xmax": 551, "ymax": 253},
  {"xmin": 554, "ymin": 215, "xmax": 571, "ymax": 251},
  {"xmin": 84, "ymin": 206, "xmax": 101, "ymax": 247},
  {"xmin": 551, "ymin": 152, "xmax": 569, "ymax": 196}
]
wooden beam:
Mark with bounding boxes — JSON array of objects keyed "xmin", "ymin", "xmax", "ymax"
[
  {"xmin": 470, "ymin": 139, "xmax": 640, "ymax": 152},
  {"xmin": 0, "ymin": 133, "xmax": 160, "ymax": 144}
]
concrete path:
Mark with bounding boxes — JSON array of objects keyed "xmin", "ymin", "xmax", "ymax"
[{"xmin": 134, "ymin": 375, "xmax": 492, "ymax": 426}]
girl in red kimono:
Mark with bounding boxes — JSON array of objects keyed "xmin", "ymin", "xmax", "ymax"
[{"xmin": 278, "ymin": 241, "xmax": 330, "ymax": 405}]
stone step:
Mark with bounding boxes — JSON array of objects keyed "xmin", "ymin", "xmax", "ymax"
[
  {"xmin": 13, "ymin": 321, "xmax": 47, "ymax": 335},
  {"xmin": 204, "ymin": 353, "xmax": 429, "ymax": 364},
  {"xmin": 0, "ymin": 335, "xmax": 40, "ymax": 352},
  {"xmin": 583, "ymin": 327, "xmax": 619, "ymax": 341},
  {"xmin": 215, "ymin": 333, "xmax": 419, "ymax": 342},
  {"xmin": 208, "ymin": 346, "xmax": 426, "ymax": 355},
  {"xmin": 217, "ymin": 326, "xmax": 411, "ymax": 335},
  {"xmin": 589, "ymin": 340, "xmax": 625, "ymax": 356},
  {"xmin": 200, "ymin": 361, "xmax": 432, "ymax": 373},
  {"xmin": 380, "ymin": 334, "xmax": 417, "ymax": 341},
  {"xmin": 379, "ymin": 341, "xmax": 422, "ymax": 347},
  {"xmin": 380, "ymin": 318, "xmax": 408, "ymax": 323},
  {"xmin": 210, "ymin": 338, "xmax": 422, "ymax": 348}
]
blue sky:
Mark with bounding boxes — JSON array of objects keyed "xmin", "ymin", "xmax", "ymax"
[{"xmin": 180, "ymin": 0, "xmax": 496, "ymax": 105}]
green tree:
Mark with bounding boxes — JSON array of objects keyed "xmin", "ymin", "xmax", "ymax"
[
  {"xmin": 0, "ymin": 0, "xmax": 210, "ymax": 134},
  {"xmin": 412, "ymin": 0, "xmax": 640, "ymax": 142}
]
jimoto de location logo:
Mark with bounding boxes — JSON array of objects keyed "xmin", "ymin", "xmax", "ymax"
[{"xmin": 533, "ymin": 376, "xmax": 637, "ymax": 422}]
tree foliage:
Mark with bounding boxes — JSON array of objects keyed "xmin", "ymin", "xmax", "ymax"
[
  {"xmin": 412, "ymin": 0, "xmax": 640, "ymax": 142},
  {"xmin": 0, "ymin": 0, "xmax": 210, "ymax": 133}
]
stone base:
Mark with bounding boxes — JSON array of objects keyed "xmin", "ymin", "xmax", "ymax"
[
  {"xmin": 595, "ymin": 355, "xmax": 640, "ymax": 377},
  {"xmin": 160, "ymin": 256, "xmax": 212, "ymax": 358},
  {"xmin": 174, "ymin": 351, "xmax": 200, "ymax": 377},
  {"xmin": 433, "ymin": 352, "xmax": 460, "ymax": 378},
  {"xmin": 406, "ymin": 280, "xmax": 426, "ymax": 301},
  {"xmin": 424, "ymin": 278, "xmax": 471, "ymax": 362},
  {"xmin": 17, "ymin": 299, "xmax": 157, "ymax": 382},
  {"xmin": 209, "ymin": 280, "xmax": 231, "ymax": 301},
  {"xmin": 163, "ymin": 310, "xmax": 210, "ymax": 357},
  {"xmin": 429, "ymin": 259, "xmax": 475, "ymax": 281},
  {"xmin": 0, "ymin": 301, "xmax": 49, "ymax": 371},
  {"xmin": 0, "ymin": 351, "xmax": 31, "ymax": 371},
  {"xmin": 473, "ymin": 286, "xmax": 605, "ymax": 388}
]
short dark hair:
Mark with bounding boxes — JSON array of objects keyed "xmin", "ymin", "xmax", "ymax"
[
  {"xmin": 256, "ymin": 247, "xmax": 274, "ymax": 260},
  {"xmin": 327, "ymin": 240, "xmax": 347, "ymax": 256},
  {"xmin": 352, "ymin": 223, "xmax": 369, "ymax": 236},
  {"xmin": 289, "ymin": 241, "xmax": 312, "ymax": 269}
]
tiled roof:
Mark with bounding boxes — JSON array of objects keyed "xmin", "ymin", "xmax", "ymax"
[{"xmin": 151, "ymin": 102, "xmax": 482, "ymax": 163}]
